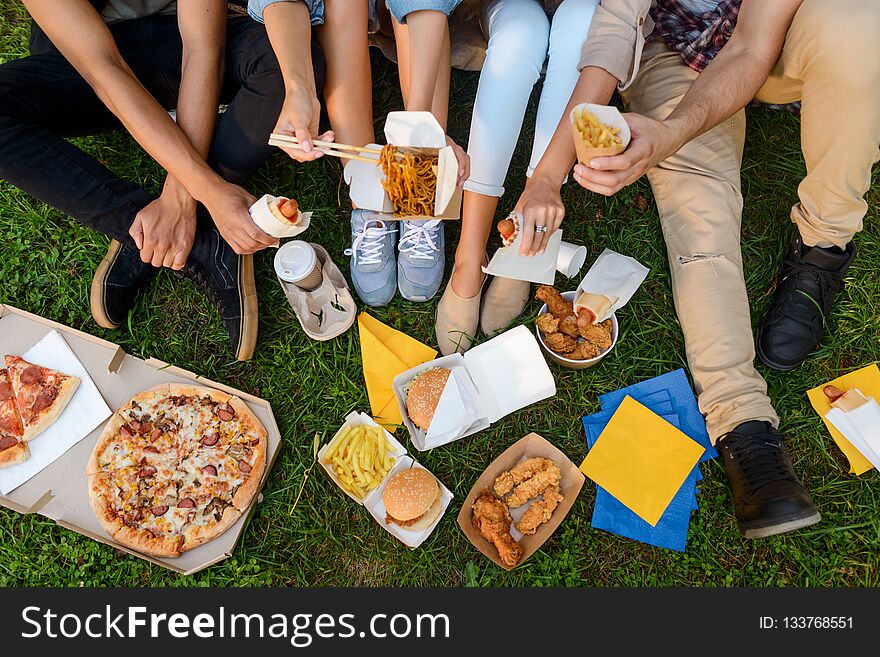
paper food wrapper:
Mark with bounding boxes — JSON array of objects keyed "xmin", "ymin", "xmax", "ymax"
[
  {"xmin": 344, "ymin": 112, "xmax": 462, "ymax": 220},
  {"xmin": 824, "ymin": 391, "xmax": 880, "ymax": 471},
  {"xmin": 0, "ymin": 330, "xmax": 112, "ymax": 495},
  {"xmin": 457, "ymin": 433, "xmax": 585, "ymax": 570},
  {"xmin": 249, "ymin": 193, "xmax": 311, "ymax": 239},
  {"xmin": 576, "ymin": 249, "xmax": 649, "ymax": 323},
  {"xmin": 570, "ymin": 103, "xmax": 630, "ymax": 165},
  {"xmin": 482, "ymin": 215, "xmax": 564, "ymax": 285},
  {"xmin": 363, "ymin": 457, "xmax": 453, "ymax": 549}
]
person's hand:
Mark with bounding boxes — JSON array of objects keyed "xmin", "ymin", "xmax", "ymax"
[
  {"xmin": 272, "ymin": 88, "xmax": 334, "ymax": 162},
  {"xmin": 573, "ymin": 112, "xmax": 681, "ymax": 196},
  {"xmin": 130, "ymin": 179, "xmax": 197, "ymax": 270},
  {"xmin": 445, "ymin": 135, "xmax": 470, "ymax": 187},
  {"xmin": 202, "ymin": 182, "xmax": 278, "ymax": 255},
  {"xmin": 514, "ymin": 176, "xmax": 565, "ymax": 257}
]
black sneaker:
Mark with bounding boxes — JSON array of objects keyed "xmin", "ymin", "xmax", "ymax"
[
  {"xmin": 717, "ymin": 421, "xmax": 821, "ymax": 539},
  {"xmin": 177, "ymin": 227, "xmax": 258, "ymax": 361},
  {"xmin": 90, "ymin": 240, "xmax": 158, "ymax": 329},
  {"xmin": 757, "ymin": 235, "xmax": 855, "ymax": 371}
]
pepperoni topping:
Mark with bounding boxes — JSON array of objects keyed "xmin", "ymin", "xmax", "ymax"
[
  {"xmin": 238, "ymin": 459, "xmax": 253, "ymax": 474},
  {"xmin": 20, "ymin": 365, "xmax": 43, "ymax": 385},
  {"xmin": 150, "ymin": 428, "xmax": 162, "ymax": 443},
  {"xmin": 138, "ymin": 465, "xmax": 157, "ymax": 479},
  {"xmin": 200, "ymin": 433, "xmax": 219, "ymax": 447},
  {"xmin": 31, "ymin": 391, "xmax": 56, "ymax": 413},
  {"xmin": 202, "ymin": 465, "xmax": 217, "ymax": 476},
  {"xmin": 0, "ymin": 381, "xmax": 13, "ymax": 401},
  {"xmin": 142, "ymin": 446, "xmax": 159, "ymax": 454},
  {"xmin": 120, "ymin": 423, "xmax": 134, "ymax": 438},
  {"xmin": 150, "ymin": 506, "xmax": 168, "ymax": 516},
  {"xmin": 216, "ymin": 403, "xmax": 235, "ymax": 422},
  {"xmin": 178, "ymin": 498, "xmax": 195, "ymax": 509},
  {"xmin": 0, "ymin": 436, "xmax": 18, "ymax": 450}
]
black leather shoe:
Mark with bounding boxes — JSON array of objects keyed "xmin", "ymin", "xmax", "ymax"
[
  {"xmin": 177, "ymin": 227, "xmax": 258, "ymax": 361},
  {"xmin": 717, "ymin": 421, "xmax": 820, "ymax": 539},
  {"xmin": 757, "ymin": 235, "xmax": 855, "ymax": 371},
  {"xmin": 90, "ymin": 240, "xmax": 158, "ymax": 329}
]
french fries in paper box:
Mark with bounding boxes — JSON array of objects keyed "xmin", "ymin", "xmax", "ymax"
[
  {"xmin": 570, "ymin": 103, "xmax": 630, "ymax": 166},
  {"xmin": 343, "ymin": 111, "xmax": 462, "ymax": 220},
  {"xmin": 318, "ymin": 411, "xmax": 407, "ymax": 503},
  {"xmin": 363, "ymin": 457, "xmax": 454, "ymax": 549}
]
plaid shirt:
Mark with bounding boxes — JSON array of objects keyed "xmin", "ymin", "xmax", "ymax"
[{"xmin": 650, "ymin": 0, "xmax": 741, "ymax": 72}]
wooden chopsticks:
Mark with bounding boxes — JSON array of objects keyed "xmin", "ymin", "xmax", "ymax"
[{"xmin": 268, "ymin": 133, "xmax": 383, "ymax": 163}]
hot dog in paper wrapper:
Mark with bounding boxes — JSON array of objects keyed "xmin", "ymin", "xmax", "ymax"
[
  {"xmin": 570, "ymin": 103, "xmax": 630, "ymax": 166},
  {"xmin": 248, "ymin": 193, "xmax": 312, "ymax": 239}
]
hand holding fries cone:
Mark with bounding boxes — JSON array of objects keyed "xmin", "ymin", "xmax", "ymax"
[{"xmin": 570, "ymin": 103, "xmax": 631, "ymax": 165}]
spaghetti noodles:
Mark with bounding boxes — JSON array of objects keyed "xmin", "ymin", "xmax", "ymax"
[{"xmin": 378, "ymin": 144, "xmax": 438, "ymax": 217}]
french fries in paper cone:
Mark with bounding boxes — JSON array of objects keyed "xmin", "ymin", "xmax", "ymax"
[{"xmin": 570, "ymin": 103, "xmax": 631, "ymax": 165}]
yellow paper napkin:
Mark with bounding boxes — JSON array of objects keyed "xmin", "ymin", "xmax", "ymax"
[
  {"xmin": 806, "ymin": 364, "xmax": 880, "ymax": 476},
  {"xmin": 579, "ymin": 396, "xmax": 704, "ymax": 526},
  {"xmin": 358, "ymin": 312, "xmax": 437, "ymax": 426}
]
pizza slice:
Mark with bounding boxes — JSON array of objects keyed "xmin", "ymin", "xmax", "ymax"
[
  {"xmin": 0, "ymin": 368, "xmax": 30, "ymax": 469},
  {"xmin": 5, "ymin": 355, "xmax": 80, "ymax": 442}
]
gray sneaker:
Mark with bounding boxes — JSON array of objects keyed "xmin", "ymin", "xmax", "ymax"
[
  {"xmin": 345, "ymin": 210, "xmax": 398, "ymax": 307},
  {"xmin": 397, "ymin": 219, "xmax": 445, "ymax": 302}
]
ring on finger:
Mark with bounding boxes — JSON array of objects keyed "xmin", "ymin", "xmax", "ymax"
[{"xmin": 535, "ymin": 225, "xmax": 548, "ymax": 233}]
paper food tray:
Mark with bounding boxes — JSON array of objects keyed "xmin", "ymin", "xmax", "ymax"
[
  {"xmin": 482, "ymin": 225, "xmax": 564, "ymax": 285},
  {"xmin": 318, "ymin": 411, "xmax": 451, "ymax": 549},
  {"xmin": 457, "ymin": 432, "xmax": 585, "ymax": 570},
  {"xmin": 317, "ymin": 411, "xmax": 407, "ymax": 504},
  {"xmin": 393, "ymin": 326, "xmax": 556, "ymax": 451},
  {"xmin": 344, "ymin": 111, "xmax": 462, "ymax": 221},
  {"xmin": 0, "ymin": 305, "xmax": 282, "ymax": 575},
  {"xmin": 571, "ymin": 103, "xmax": 631, "ymax": 165}
]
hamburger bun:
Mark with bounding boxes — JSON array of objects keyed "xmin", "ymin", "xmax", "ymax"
[
  {"xmin": 405, "ymin": 367, "xmax": 451, "ymax": 431},
  {"xmin": 383, "ymin": 468, "xmax": 442, "ymax": 531}
]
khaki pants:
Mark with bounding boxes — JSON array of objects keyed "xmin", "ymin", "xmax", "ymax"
[{"xmin": 621, "ymin": 0, "xmax": 880, "ymax": 442}]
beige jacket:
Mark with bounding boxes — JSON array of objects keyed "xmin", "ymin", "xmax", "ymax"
[{"xmin": 579, "ymin": 0, "xmax": 655, "ymax": 90}]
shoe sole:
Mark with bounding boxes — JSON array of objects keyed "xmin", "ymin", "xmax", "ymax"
[
  {"xmin": 740, "ymin": 510, "xmax": 821, "ymax": 539},
  {"xmin": 90, "ymin": 240, "xmax": 123, "ymax": 329},
  {"xmin": 755, "ymin": 324, "xmax": 803, "ymax": 372},
  {"xmin": 236, "ymin": 253, "xmax": 259, "ymax": 361}
]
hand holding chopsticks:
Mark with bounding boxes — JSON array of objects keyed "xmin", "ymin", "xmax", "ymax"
[{"xmin": 269, "ymin": 133, "xmax": 382, "ymax": 163}]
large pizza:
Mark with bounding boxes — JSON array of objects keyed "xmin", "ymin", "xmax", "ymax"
[{"xmin": 87, "ymin": 384, "xmax": 267, "ymax": 558}]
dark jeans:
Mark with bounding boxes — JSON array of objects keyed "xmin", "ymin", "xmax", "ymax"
[{"xmin": 0, "ymin": 15, "xmax": 323, "ymax": 248}]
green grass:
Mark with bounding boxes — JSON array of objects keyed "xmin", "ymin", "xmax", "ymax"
[{"xmin": 1, "ymin": 5, "xmax": 879, "ymax": 587}]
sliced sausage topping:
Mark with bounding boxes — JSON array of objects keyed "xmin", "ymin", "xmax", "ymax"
[
  {"xmin": 178, "ymin": 498, "xmax": 195, "ymax": 509},
  {"xmin": 150, "ymin": 428, "xmax": 163, "ymax": 443},
  {"xmin": 238, "ymin": 459, "xmax": 252, "ymax": 474},
  {"xmin": 200, "ymin": 433, "xmax": 219, "ymax": 447},
  {"xmin": 202, "ymin": 465, "xmax": 217, "ymax": 476},
  {"xmin": 150, "ymin": 506, "xmax": 168, "ymax": 516},
  {"xmin": 0, "ymin": 436, "xmax": 18, "ymax": 450}
]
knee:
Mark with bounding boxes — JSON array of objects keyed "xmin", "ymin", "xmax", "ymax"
[
  {"xmin": 795, "ymin": 0, "xmax": 880, "ymax": 78},
  {"xmin": 485, "ymin": 7, "xmax": 550, "ymax": 76}
]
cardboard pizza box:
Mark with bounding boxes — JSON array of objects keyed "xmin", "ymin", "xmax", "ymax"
[
  {"xmin": 457, "ymin": 433, "xmax": 585, "ymax": 571},
  {"xmin": 343, "ymin": 111, "xmax": 463, "ymax": 221},
  {"xmin": 0, "ymin": 304, "xmax": 282, "ymax": 575}
]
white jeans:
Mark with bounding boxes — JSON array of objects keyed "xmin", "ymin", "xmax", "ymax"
[{"xmin": 463, "ymin": 0, "xmax": 599, "ymax": 197}]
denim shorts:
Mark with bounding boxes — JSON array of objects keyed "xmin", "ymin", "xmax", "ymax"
[{"xmin": 384, "ymin": 0, "xmax": 463, "ymax": 22}]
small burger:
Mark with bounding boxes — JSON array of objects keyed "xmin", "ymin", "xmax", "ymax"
[
  {"xmin": 405, "ymin": 367, "xmax": 451, "ymax": 432},
  {"xmin": 383, "ymin": 468, "xmax": 442, "ymax": 531}
]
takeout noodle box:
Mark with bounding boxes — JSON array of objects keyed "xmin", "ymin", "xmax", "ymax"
[
  {"xmin": 0, "ymin": 305, "xmax": 282, "ymax": 575},
  {"xmin": 319, "ymin": 412, "xmax": 452, "ymax": 548},
  {"xmin": 393, "ymin": 326, "xmax": 556, "ymax": 451},
  {"xmin": 317, "ymin": 411, "xmax": 407, "ymax": 504},
  {"xmin": 343, "ymin": 111, "xmax": 462, "ymax": 221},
  {"xmin": 457, "ymin": 433, "xmax": 585, "ymax": 570},
  {"xmin": 570, "ymin": 103, "xmax": 630, "ymax": 165}
]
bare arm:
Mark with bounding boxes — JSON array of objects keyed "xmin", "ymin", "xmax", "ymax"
[
  {"xmin": 578, "ymin": 0, "xmax": 803, "ymax": 195},
  {"xmin": 22, "ymin": 0, "xmax": 226, "ymax": 203}
]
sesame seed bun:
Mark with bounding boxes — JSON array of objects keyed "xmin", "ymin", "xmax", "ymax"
[
  {"xmin": 405, "ymin": 368, "xmax": 451, "ymax": 431},
  {"xmin": 383, "ymin": 468, "xmax": 441, "ymax": 531}
]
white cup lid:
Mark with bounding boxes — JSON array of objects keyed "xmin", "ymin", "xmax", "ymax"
[{"xmin": 274, "ymin": 241, "xmax": 316, "ymax": 282}]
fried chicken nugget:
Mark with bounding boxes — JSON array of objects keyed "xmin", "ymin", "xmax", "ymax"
[
  {"xmin": 558, "ymin": 315, "xmax": 580, "ymax": 338},
  {"xmin": 536, "ymin": 313, "xmax": 559, "ymax": 335},
  {"xmin": 472, "ymin": 490, "xmax": 523, "ymax": 567},
  {"xmin": 515, "ymin": 485, "xmax": 564, "ymax": 535},
  {"xmin": 543, "ymin": 332, "xmax": 578, "ymax": 354},
  {"xmin": 577, "ymin": 318, "xmax": 614, "ymax": 352},
  {"xmin": 493, "ymin": 457, "xmax": 556, "ymax": 497},
  {"xmin": 535, "ymin": 285, "xmax": 574, "ymax": 320},
  {"xmin": 506, "ymin": 462, "xmax": 562, "ymax": 508},
  {"xmin": 564, "ymin": 341, "xmax": 601, "ymax": 361}
]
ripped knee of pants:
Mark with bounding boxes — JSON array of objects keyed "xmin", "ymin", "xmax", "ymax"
[{"xmin": 678, "ymin": 252, "xmax": 723, "ymax": 265}]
